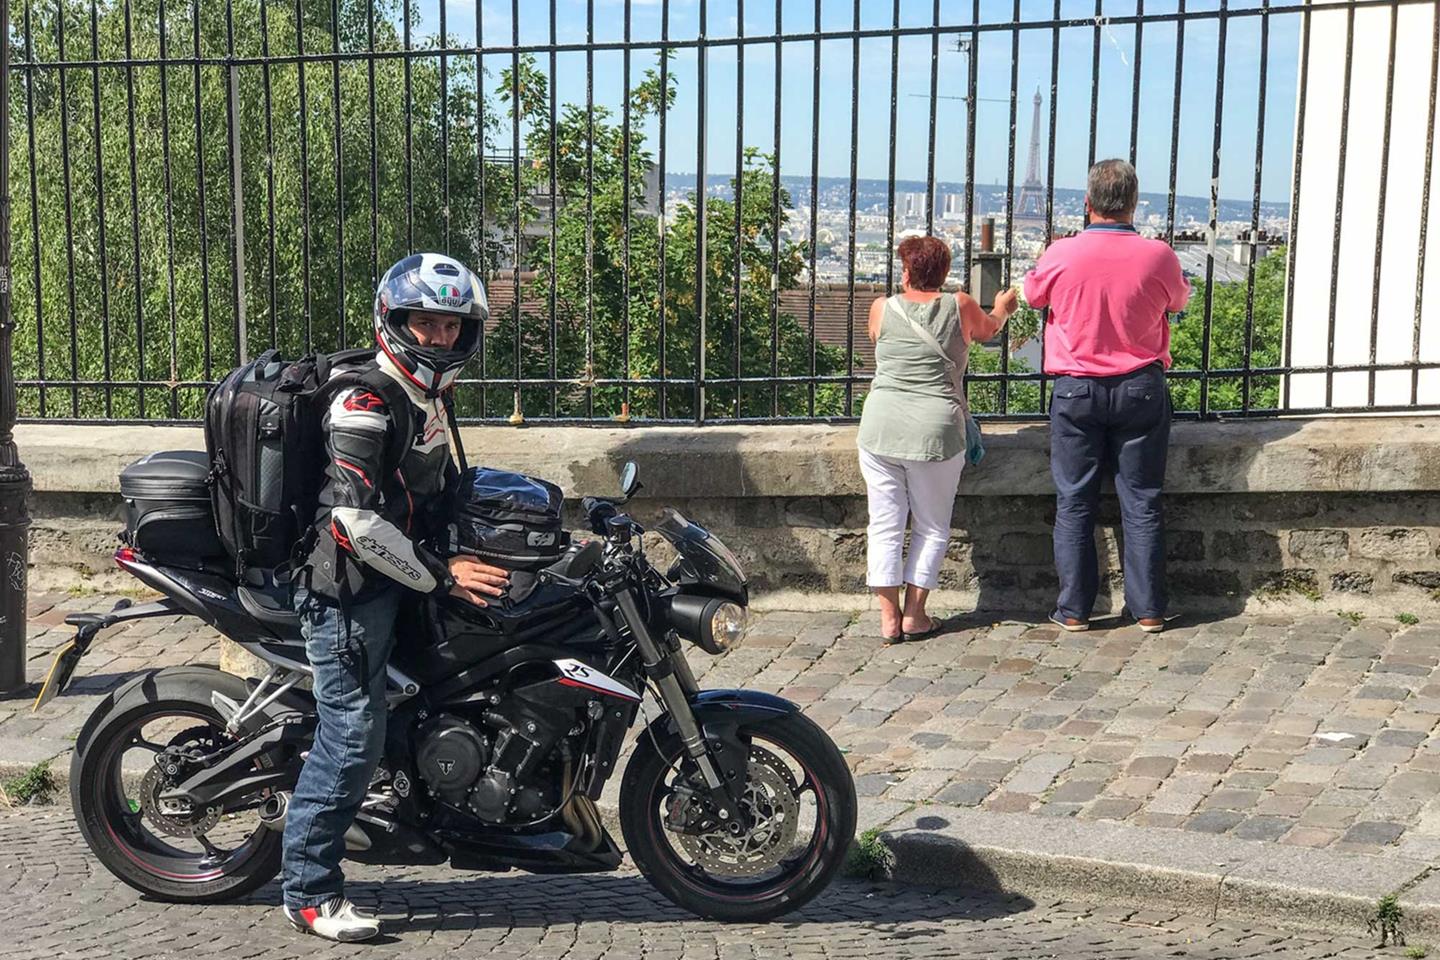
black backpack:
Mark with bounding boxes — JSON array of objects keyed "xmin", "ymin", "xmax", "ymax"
[{"xmin": 203, "ymin": 347, "xmax": 415, "ymax": 577}]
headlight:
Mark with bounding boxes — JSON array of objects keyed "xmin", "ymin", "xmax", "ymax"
[
  {"xmin": 708, "ymin": 602, "xmax": 747, "ymax": 654},
  {"xmin": 667, "ymin": 595, "xmax": 748, "ymax": 655}
]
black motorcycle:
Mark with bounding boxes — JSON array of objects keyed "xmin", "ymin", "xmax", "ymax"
[{"xmin": 36, "ymin": 460, "xmax": 856, "ymax": 922}]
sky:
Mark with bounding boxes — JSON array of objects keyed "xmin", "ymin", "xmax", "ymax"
[{"xmin": 403, "ymin": 0, "xmax": 1305, "ymax": 203}]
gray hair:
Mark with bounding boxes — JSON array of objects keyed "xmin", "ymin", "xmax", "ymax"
[{"xmin": 1087, "ymin": 159, "xmax": 1139, "ymax": 218}]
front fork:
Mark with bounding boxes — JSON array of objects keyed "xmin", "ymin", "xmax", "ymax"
[{"xmin": 610, "ymin": 590, "xmax": 748, "ymax": 828}]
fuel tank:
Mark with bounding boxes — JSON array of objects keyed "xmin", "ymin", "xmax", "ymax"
[{"xmin": 393, "ymin": 575, "xmax": 607, "ymax": 684}]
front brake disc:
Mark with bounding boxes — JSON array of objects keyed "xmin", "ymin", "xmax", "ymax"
[{"xmin": 675, "ymin": 745, "xmax": 802, "ymax": 878}]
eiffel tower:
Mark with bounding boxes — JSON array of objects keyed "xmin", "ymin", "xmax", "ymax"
[{"xmin": 1016, "ymin": 88, "xmax": 1046, "ymax": 223}]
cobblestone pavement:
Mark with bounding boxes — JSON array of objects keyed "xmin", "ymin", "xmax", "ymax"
[
  {"xmin": 0, "ymin": 807, "xmax": 1400, "ymax": 959},
  {"xmin": 8, "ymin": 593, "xmax": 1440, "ymax": 861}
]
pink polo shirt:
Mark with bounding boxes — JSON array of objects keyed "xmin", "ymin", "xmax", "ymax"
[{"xmin": 1023, "ymin": 225, "xmax": 1192, "ymax": 377}]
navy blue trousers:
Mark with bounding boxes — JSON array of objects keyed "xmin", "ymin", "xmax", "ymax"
[{"xmin": 1049, "ymin": 364, "xmax": 1171, "ymax": 621}]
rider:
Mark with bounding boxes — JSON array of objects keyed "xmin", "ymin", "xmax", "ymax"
[{"xmin": 282, "ymin": 253, "xmax": 510, "ymax": 942}]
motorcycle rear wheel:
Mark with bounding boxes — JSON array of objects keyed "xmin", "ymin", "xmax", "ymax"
[
  {"xmin": 620, "ymin": 711, "xmax": 856, "ymax": 922},
  {"xmin": 71, "ymin": 666, "xmax": 285, "ymax": 903}
]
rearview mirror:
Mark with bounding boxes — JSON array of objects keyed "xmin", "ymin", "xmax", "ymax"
[{"xmin": 619, "ymin": 461, "xmax": 640, "ymax": 499}]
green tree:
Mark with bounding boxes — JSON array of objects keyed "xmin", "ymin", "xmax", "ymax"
[{"xmin": 1170, "ymin": 247, "xmax": 1286, "ymax": 413}]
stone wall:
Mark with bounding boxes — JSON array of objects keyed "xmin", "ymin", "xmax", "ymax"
[{"xmin": 18, "ymin": 417, "xmax": 1440, "ymax": 615}]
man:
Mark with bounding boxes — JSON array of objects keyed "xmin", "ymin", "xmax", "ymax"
[
  {"xmin": 282, "ymin": 253, "xmax": 509, "ymax": 941},
  {"xmin": 1023, "ymin": 160, "xmax": 1191, "ymax": 634}
]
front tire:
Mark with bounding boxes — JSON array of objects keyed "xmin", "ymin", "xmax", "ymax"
[
  {"xmin": 620, "ymin": 711, "xmax": 856, "ymax": 922},
  {"xmin": 71, "ymin": 667, "xmax": 285, "ymax": 903}
]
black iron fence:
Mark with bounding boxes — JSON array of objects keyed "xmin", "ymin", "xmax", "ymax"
[{"xmin": 8, "ymin": 0, "xmax": 1438, "ymax": 423}]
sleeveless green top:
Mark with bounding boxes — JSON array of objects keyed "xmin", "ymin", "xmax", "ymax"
[{"xmin": 857, "ymin": 294, "xmax": 970, "ymax": 462}]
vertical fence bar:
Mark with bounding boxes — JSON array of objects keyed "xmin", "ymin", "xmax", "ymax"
[
  {"xmin": 1282, "ymin": 4, "xmax": 1310, "ymax": 408},
  {"xmin": 885, "ymin": 0, "xmax": 898, "ymax": 295},
  {"xmin": 1001, "ymin": 0, "xmax": 1020, "ymax": 415},
  {"xmin": 1324, "ymin": 5, "xmax": 1355, "ymax": 410},
  {"xmin": 296, "ymin": 0, "xmax": 313, "ymax": 351},
  {"xmin": 1198, "ymin": 0, "xmax": 1227, "ymax": 418},
  {"xmin": 474, "ymin": 0, "xmax": 486, "ymax": 417},
  {"xmin": 368, "ymin": 0, "xmax": 377, "ymax": 294},
  {"xmin": 696, "ymin": 0, "xmax": 708, "ymax": 423},
  {"xmin": 403, "ymin": 0, "xmax": 413, "ymax": 251},
  {"xmin": 621, "ymin": 0, "xmax": 632, "ymax": 417},
  {"xmin": 88, "ymin": 0, "xmax": 111, "ymax": 415},
  {"xmin": 1041, "ymin": 0, "xmax": 1061, "ymax": 409},
  {"xmin": 658, "ymin": 1, "xmax": 670, "ymax": 419},
  {"xmin": 1088, "ymin": 0, "xmax": 1100, "ymax": 168},
  {"xmin": 23, "ymin": 0, "xmax": 43, "ymax": 417},
  {"xmin": 806, "ymin": 0, "xmax": 819, "ymax": 418},
  {"xmin": 548, "ymin": 0, "xmax": 558, "ymax": 417},
  {"xmin": 261, "ymin": 0, "xmax": 278, "ymax": 348},
  {"xmin": 511, "ymin": 0, "xmax": 521, "ymax": 417},
  {"xmin": 56, "ymin": 1, "xmax": 79, "ymax": 415},
  {"xmin": 1129, "ymin": 0, "xmax": 1143, "ymax": 166},
  {"xmin": 732, "ymin": 0, "xmax": 744, "ymax": 419},
  {"xmin": 769, "ymin": 0, "xmax": 782, "ymax": 418},
  {"xmin": 844, "ymin": 0, "xmax": 859, "ymax": 416},
  {"xmin": 225, "ymin": 0, "xmax": 248, "ymax": 366},
  {"xmin": 190, "ymin": 0, "xmax": 213, "ymax": 381},
  {"xmin": 1166, "ymin": 0, "xmax": 1185, "ymax": 242},
  {"xmin": 439, "ymin": 0, "xmax": 449, "ymax": 256},
  {"xmin": 331, "ymin": 0, "xmax": 347, "ymax": 346},
  {"xmin": 963, "ymin": 2, "xmax": 977, "ymax": 294},
  {"xmin": 1241, "ymin": 0, "xmax": 1269, "ymax": 414},
  {"xmin": 924, "ymin": 0, "xmax": 938, "ymax": 236},
  {"xmin": 585, "ymin": 0, "xmax": 595, "ymax": 417},
  {"xmin": 1367, "ymin": 5, "xmax": 1398, "ymax": 408},
  {"xmin": 122, "ymin": 0, "xmax": 140, "ymax": 414},
  {"xmin": 1413, "ymin": 0, "xmax": 1440, "ymax": 405},
  {"xmin": 159, "ymin": 0, "xmax": 181, "ymax": 415}
]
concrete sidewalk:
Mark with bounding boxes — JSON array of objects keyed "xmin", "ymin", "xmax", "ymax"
[{"xmin": 7, "ymin": 593, "xmax": 1440, "ymax": 938}]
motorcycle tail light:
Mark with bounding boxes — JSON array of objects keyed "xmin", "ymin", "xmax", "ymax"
[{"xmin": 115, "ymin": 546, "xmax": 138, "ymax": 566}]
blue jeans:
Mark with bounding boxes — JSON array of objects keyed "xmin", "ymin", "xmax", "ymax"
[
  {"xmin": 281, "ymin": 584, "xmax": 401, "ymax": 909},
  {"xmin": 1049, "ymin": 364, "xmax": 1170, "ymax": 621}
]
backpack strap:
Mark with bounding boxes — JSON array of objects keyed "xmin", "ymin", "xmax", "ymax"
[{"xmin": 441, "ymin": 389, "xmax": 468, "ymax": 473}]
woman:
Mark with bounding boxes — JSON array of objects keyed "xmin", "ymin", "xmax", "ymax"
[{"xmin": 858, "ymin": 235, "xmax": 1017, "ymax": 643}]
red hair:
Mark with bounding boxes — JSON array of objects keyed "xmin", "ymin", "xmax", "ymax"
[{"xmin": 897, "ymin": 235, "xmax": 952, "ymax": 290}]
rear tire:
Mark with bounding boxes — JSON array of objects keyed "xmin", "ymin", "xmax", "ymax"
[
  {"xmin": 71, "ymin": 667, "xmax": 285, "ymax": 903},
  {"xmin": 620, "ymin": 711, "xmax": 856, "ymax": 922}
]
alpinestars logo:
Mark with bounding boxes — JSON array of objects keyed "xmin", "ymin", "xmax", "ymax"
[
  {"xmin": 354, "ymin": 535, "xmax": 424, "ymax": 581},
  {"xmin": 343, "ymin": 391, "xmax": 385, "ymax": 412}
]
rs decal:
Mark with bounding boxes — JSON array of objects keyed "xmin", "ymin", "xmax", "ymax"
[{"xmin": 553, "ymin": 658, "xmax": 640, "ymax": 701}]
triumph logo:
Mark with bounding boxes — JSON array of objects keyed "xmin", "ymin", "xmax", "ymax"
[{"xmin": 437, "ymin": 759, "xmax": 455, "ymax": 776}]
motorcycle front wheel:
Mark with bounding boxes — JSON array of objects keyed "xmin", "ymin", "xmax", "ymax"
[{"xmin": 619, "ymin": 710, "xmax": 857, "ymax": 922}]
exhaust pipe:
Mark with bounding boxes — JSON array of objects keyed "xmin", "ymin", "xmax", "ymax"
[
  {"xmin": 258, "ymin": 792, "xmax": 289, "ymax": 831},
  {"xmin": 258, "ymin": 789, "xmax": 371, "ymax": 850}
]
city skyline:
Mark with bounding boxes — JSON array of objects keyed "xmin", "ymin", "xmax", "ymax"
[{"xmin": 404, "ymin": 0, "xmax": 1305, "ymax": 203}]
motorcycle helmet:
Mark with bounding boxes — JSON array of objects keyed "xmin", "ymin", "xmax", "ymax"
[{"xmin": 373, "ymin": 253, "xmax": 488, "ymax": 396}]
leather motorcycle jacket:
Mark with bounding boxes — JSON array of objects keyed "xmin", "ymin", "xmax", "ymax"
[{"xmin": 306, "ymin": 350, "xmax": 458, "ymax": 603}]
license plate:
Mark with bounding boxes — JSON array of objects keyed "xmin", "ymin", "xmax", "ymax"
[{"xmin": 32, "ymin": 639, "xmax": 80, "ymax": 712}]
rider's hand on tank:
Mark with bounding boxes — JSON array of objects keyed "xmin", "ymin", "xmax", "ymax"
[{"xmin": 449, "ymin": 555, "xmax": 509, "ymax": 605}]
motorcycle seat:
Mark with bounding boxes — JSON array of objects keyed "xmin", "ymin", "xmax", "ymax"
[{"xmin": 237, "ymin": 583, "xmax": 303, "ymax": 636}]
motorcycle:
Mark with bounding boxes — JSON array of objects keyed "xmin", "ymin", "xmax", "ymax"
[{"xmin": 35, "ymin": 461, "xmax": 856, "ymax": 922}]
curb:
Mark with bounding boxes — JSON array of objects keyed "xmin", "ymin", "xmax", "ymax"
[{"xmin": 8, "ymin": 755, "xmax": 1438, "ymax": 940}]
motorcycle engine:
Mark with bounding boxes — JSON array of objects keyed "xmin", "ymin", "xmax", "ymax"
[{"xmin": 414, "ymin": 707, "xmax": 570, "ymax": 824}]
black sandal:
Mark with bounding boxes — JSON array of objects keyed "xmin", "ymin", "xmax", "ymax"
[{"xmin": 901, "ymin": 615, "xmax": 950, "ymax": 643}]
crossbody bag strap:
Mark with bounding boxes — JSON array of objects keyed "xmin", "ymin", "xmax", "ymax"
[
  {"xmin": 441, "ymin": 390, "xmax": 468, "ymax": 473},
  {"xmin": 889, "ymin": 295, "xmax": 966, "ymax": 399}
]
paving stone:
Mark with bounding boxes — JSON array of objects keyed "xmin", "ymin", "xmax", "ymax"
[
  {"xmin": 935, "ymin": 779, "xmax": 995, "ymax": 807},
  {"xmin": 1183, "ymin": 810, "xmax": 1244, "ymax": 834},
  {"xmin": 1340, "ymin": 821, "xmax": 1406, "ymax": 846}
]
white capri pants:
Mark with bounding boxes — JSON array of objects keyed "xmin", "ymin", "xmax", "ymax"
[{"xmin": 858, "ymin": 447, "xmax": 965, "ymax": 590}]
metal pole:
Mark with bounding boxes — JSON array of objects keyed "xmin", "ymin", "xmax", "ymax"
[{"xmin": 0, "ymin": 0, "xmax": 34, "ymax": 695}]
